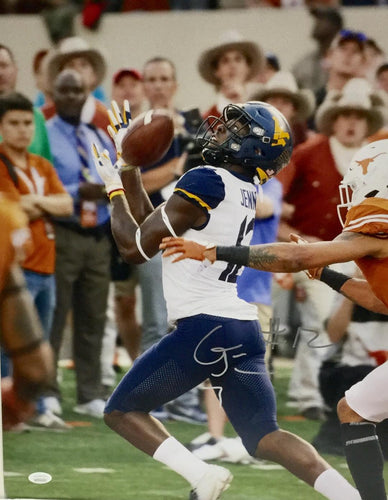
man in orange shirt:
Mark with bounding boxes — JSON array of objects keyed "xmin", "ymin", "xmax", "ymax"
[
  {"xmin": 0, "ymin": 91, "xmax": 73, "ymax": 429},
  {"xmin": 161, "ymin": 139, "xmax": 388, "ymax": 500},
  {"xmin": 0, "ymin": 195, "xmax": 54, "ymax": 430}
]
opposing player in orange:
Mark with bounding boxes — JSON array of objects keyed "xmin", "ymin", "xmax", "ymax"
[
  {"xmin": 160, "ymin": 138, "xmax": 388, "ymax": 500},
  {"xmin": 0, "ymin": 195, "xmax": 54, "ymax": 430}
]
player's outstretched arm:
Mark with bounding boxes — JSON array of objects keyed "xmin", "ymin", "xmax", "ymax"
[{"xmin": 161, "ymin": 235, "xmax": 388, "ymax": 314}]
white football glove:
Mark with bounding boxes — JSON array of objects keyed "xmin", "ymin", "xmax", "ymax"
[
  {"xmin": 107, "ymin": 99, "xmax": 131, "ymax": 167},
  {"xmin": 92, "ymin": 144, "xmax": 123, "ymax": 195}
]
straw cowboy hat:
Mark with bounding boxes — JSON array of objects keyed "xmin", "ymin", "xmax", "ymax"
[
  {"xmin": 47, "ymin": 36, "xmax": 106, "ymax": 88},
  {"xmin": 316, "ymin": 78, "xmax": 386, "ymax": 136},
  {"xmin": 249, "ymin": 71, "xmax": 316, "ymax": 121},
  {"xmin": 198, "ymin": 31, "xmax": 264, "ymax": 86}
]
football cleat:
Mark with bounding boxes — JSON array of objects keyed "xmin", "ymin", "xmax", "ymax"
[{"xmin": 189, "ymin": 464, "xmax": 233, "ymax": 500}]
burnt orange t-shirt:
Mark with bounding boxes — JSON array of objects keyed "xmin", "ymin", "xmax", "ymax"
[
  {"xmin": 0, "ymin": 196, "xmax": 31, "ymax": 293},
  {"xmin": 344, "ymin": 198, "xmax": 388, "ymax": 307},
  {"xmin": 0, "ymin": 145, "xmax": 66, "ymax": 274}
]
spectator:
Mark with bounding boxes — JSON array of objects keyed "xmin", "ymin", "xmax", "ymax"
[
  {"xmin": 375, "ymin": 62, "xmax": 388, "ymax": 96},
  {"xmin": 110, "ymin": 68, "xmax": 145, "ymax": 360},
  {"xmin": 32, "ymin": 49, "xmax": 52, "ymax": 108},
  {"xmin": 0, "ymin": 91, "xmax": 73, "ymax": 429},
  {"xmin": 197, "ymin": 31, "xmax": 263, "ymax": 118},
  {"xmin": 101, "ymin": 68, "xmax": 146, "ymax": 389},
  {"xmin": 256, "ymin": 52, "xmax": 280, "ymax": 84},
  {"xmin": 314, "ymin": 29, "xmax": 368, "ymax": 112},
  {"xmin": 363, "ymin": 38, "xmax": 385, "ymax": 85},
  {"xmin": 275, "ymin": 77, "xmax": 385, "ymax": 421},
  {"xmin": 42, "ymin": 37, "xmax": 109, "ymax": 129},
  {"xmin": 111, "ymin": 68, "xmax": 145, "ymax": 119},
  {"xmin": 249, "ymin": 70, "xmax": 316, "ymax": 147},
  {"xmin": 292, "ymin": 6, "xmax": 343, "ymax": 94},
  {"xmin": 0, "ymin": 44, "xmax": 52, "ymax": 161},
  {"xmin": 45, "ymin": 69, "xmax": 115, "ymax": 418},
  {"xmin": 139, "ymin": 56, "xmax": 206, "ymax": 424}
]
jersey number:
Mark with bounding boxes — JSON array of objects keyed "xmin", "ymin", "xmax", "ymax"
[{"xmin": 218, "ymin": 216, "xmax": 254, "ymax": 283}]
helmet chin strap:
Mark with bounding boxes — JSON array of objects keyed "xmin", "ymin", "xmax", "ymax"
[
  {"xmin": 201, "ymin": 147, "xmax": 227, "ymax": 165},
  {"xmin": 256, "ymin": 168, "xmax": 269, "ymax": 185}
]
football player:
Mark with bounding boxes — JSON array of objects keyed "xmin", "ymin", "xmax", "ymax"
[
  {"xmin": 93, "ymin": 100, "xmax": 361, "ymax": 500},
  {"xmin": 0, "ymin": 195, "xmax": 54, "ymax": 430},
  {"xmin": 161, "ymin": 139, "xmax": 388, "ymax": 500}
]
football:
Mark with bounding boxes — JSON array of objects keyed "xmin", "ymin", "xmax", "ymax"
[{"xmin": 121, "ymin": 109, "xmax": 174, "ymax": 167}]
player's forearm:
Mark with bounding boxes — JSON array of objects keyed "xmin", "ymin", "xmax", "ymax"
[
  {"xmin": 216, "ymin": 240, "xmax": 360, "ymax": 273},
  {"xmin": 215, "ymin": 243, "xmax": 328, "ymax": 273},
  {"xmin": 340, "ymin": 279, "xmax": 388, "ymax": 315},
  {"xmin": 109, "ymin": 194, "xmax": 146, "ymax": 264},
  {"xmin": 36, "ymin": 193, "xmax": 73, "ymax": 217},
  {"xmin": 121, "ymin": 168, "xmax": 153, "ymax": 223}
]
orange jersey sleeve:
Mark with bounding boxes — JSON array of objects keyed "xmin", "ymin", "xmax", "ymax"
[{"xmin": 344, "ymin": 198, "xmax": 388, "ymax": 307}]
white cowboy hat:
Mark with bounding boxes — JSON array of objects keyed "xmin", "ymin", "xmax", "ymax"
[
  {"xmin": 249, "ymin": 71, "xmax": 316, "ymax": 121},
  {"xmin": 198, "ymin": 31, "xmax": 264, "ymax": 86},
  {"xmin": 47, "ymin": 36, "xmax": 106, "ymax": 89},
  {"xmin": 316, "ymin": 78, "xmax": 386, "ymax": 136}
]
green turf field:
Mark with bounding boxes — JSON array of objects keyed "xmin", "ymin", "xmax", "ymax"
[{"xmin": 3, "ymin": 358, "xmax": 388, "ymax": 500}]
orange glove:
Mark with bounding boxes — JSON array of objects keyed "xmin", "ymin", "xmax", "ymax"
[
  {"xmin": 160, "ymin": 237, "xmax": 209, "ymax": 263},
  {"xmin": 1, "ymin": 377, "xmax": 35, "ymax": 430}
]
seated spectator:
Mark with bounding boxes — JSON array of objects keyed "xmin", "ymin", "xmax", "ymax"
[
  {"xmin": 197, "ymin": 31, "xmax": 263, "ymax": 118},
  {"xmin": 42, "ymin": 37, "xmax": 109, "ymax": 129}
]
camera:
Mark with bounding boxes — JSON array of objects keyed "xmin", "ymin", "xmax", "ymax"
[{"xmin": 178, "ymin": 108, "xmax": 204, "ymax": 173}]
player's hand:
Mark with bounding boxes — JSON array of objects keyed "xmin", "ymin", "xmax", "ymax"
[
  {"xmin": 160, "ymin": 237, "xmax": 211, "ymax": 263},
  {"xmin": 92, "ymin": 143, "xmax": 123, "ymax": 195},
  {"xmin": 289, "ymin": 233, "xmax": 321, "ymax": 279},
  {"xmin": 107, "ymin": 100, "xmax": 131, "ymax": 160}
]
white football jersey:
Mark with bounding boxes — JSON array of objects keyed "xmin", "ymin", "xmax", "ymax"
[{"xmin": 162, "ymin": 166, "xmax": 259, "ymax": 322}]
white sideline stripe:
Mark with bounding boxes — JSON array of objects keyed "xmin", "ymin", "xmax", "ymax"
[
  {"xmin": 3, "ymin": 472, "xmax": 23, "ymax": 477},
  {"xmin": 73, "ymin": 467, "xmax": 115, "ymax": 473}
]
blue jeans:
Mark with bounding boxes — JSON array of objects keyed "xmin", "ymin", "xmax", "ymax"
[
  {"xmin": 23, "ymin": 270, "xmax": 56, "ymax": 339},
  {"xmin": 137, "ymin": 252, "xmax": 169, "ymax": 352},
  {"xmin": 23, "ymin": 270, "xmax": 56, "ymax": 414}
]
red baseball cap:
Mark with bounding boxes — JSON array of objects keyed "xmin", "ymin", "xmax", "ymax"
[{"xmin": 112, "ymin": 68, "xmax": 142, "ymax": 84}]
